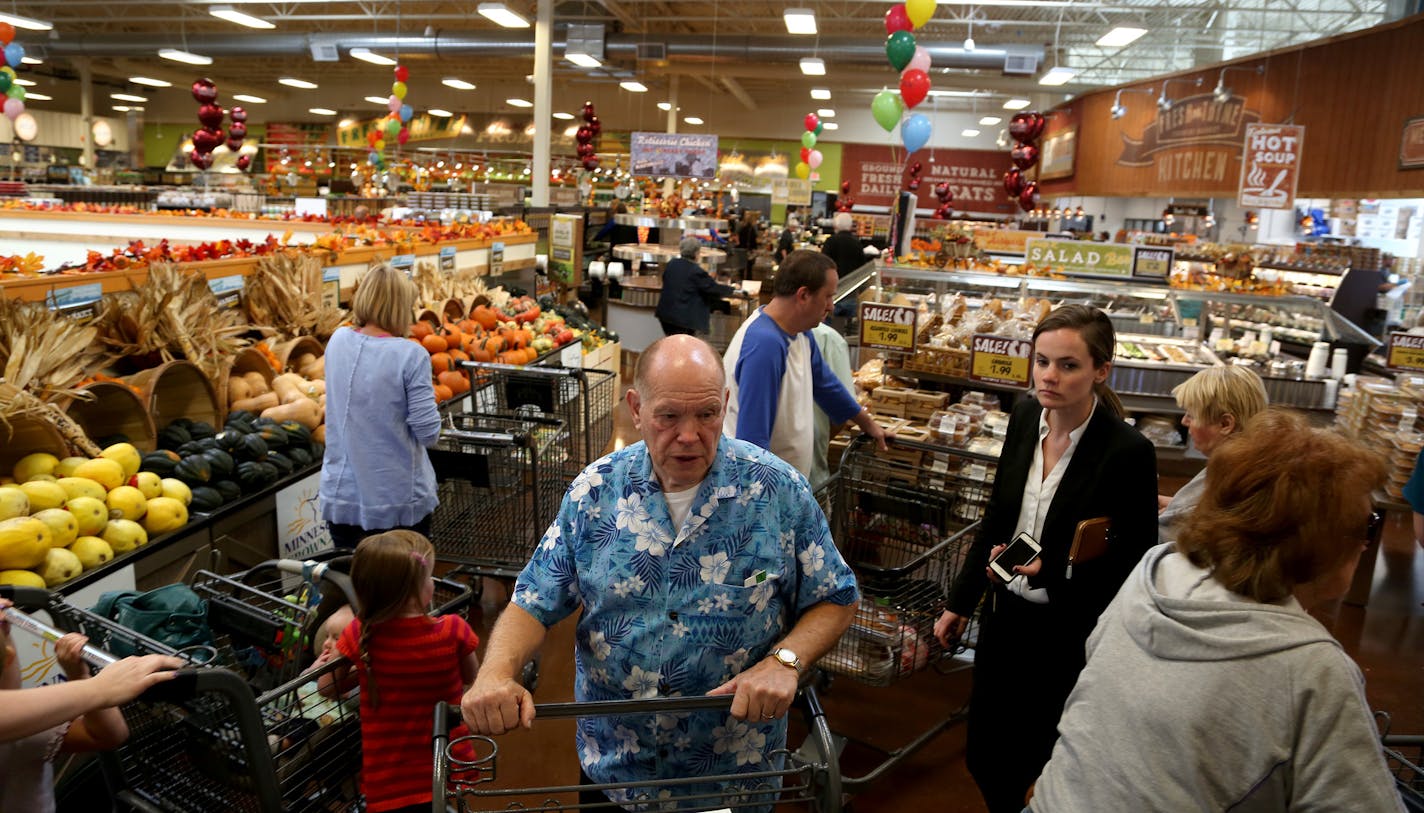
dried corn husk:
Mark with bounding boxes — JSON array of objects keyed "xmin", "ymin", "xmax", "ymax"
[
  {"xmin": 0, "ymin": 299, "xmax": 103, "ymax": 403},
  {"xmin": 0, "ymin": 382, "xmax": 101, "ymax": 457},
  {"xmin": 91, "ymin": 263, "xmax": 250, "ymax": 380},
  {"xmin": 243, "ymin": 251, "xmax": 347, "ymax": 341}
]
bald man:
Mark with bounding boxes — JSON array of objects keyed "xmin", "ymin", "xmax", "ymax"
[{"xmin": 462, "ymin": 335, "xmax": 858, "ymax": 811}]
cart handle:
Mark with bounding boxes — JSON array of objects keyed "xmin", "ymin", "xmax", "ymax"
[
  {"xmin": 459, "ymin": 360, "xmax": 586, "ymax": 378},
  {"xmin": 847, "ymin": 432, "xmax": 999, "ymax": 464},
  {"xmin": 2, "ymin": 604, "xmax": 118, "ymax": 668}
]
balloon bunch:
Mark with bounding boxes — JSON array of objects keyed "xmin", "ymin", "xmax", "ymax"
[
  {"xmin": 576, "ymin": 100, "xmax": 601, "ymax": 172},
  {"xmin": 878, "ymin": 0, "xmax": 936, "ymax": 154},
  {"xmin": 931, "ymin": 182, "xmax": 954, "ymax": 219},
  {"xmin": 0, "ymin": 25, "xmax": 27, "ymax": 121},
  {"xmin": 796, "ymin": 113, "xmax": 823, "ymax": 180},
  {"xmin": 836, "ymin": 181, "xmax": 856, "ymax": 212},
  {"xmin": 905, "ymin": 160, "xmax": 922, "ymax": 191},
  {"xmin": 189, "ymin": 79, "xmax": 226, "ymax": 171},
  {"xmin": 228, "ymin": 107, "xmax": 251, "ymax": 170},
  {"xmin": 366, "ymin": 64, "xmax": 413, "ymax": 170},
  {"xmin": 1003, "ymin": 111, "xmax": 1045, "ymax": 212}
]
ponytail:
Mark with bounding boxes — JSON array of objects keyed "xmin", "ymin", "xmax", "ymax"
[
  {"xmin": 1094, "ymin": 381, "xmax": 1126, "ymax": 420},
  {"xmin": 358, "ymin": 621, "xmax": 379, "ymax": 709}
]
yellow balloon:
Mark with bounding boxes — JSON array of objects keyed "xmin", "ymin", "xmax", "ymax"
[
  {"xmin": 795, "ymin": 161, "xmax": 810, "ymax": 180},
  {"xmin": 391, "ymin": 81, "xmax": 408, "ymax": 100},
  {"xmin": 906, "ymin": 0, "xmax": 936, "ymax": 27},
  {"xmin": 374, "ymin": 138, "xmax": 386, "ymax": 151}
]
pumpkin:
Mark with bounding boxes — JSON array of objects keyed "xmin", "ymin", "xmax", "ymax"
[
  {"xmin": 471, "ymin": 305, "xmax": 498, "ymax": 331},
  {"xmin": 438, "ymin": 370, "xmax": 469, "ymax": 395},
  {"xmin": 421, "ymin": 334, "xmax": 448, "ymax": 354},
  {"xmin": 433, "ymin": 383, "xmax": 454, "ymax": 402},
  {"xmin": 458, "ymin": 319, "xmax": 479, "ymax": 334},
  {"xmin": 430, "ymin": 352, "xmax": 453, "ymax": 375},
  {"xmin": 189, "ymin": 487, "xmax": 223, "ymax": 513},
  {"xmin": 203, "ymin": 449, "xmax": 235, "ymax": 479},
  {"xmin": 410, "ymin": 321, "xmax": 434, "ymax": 340},
  {"xmin": 213, "ymin": 480, "xmax": 242, "ymax": 503},
  {"xmin": 448, "ymin": 348, "xmax": 470, "ymax": 364},
  {"xmin": 174, "ymin": 456, "xmax": 213, "ymax": 485},
  {"xmin": 141, "ymin": 451, "xmax": 181, "ymax": 477}
]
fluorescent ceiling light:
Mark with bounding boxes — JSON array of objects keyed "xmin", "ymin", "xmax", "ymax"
[
  {"xmin": 927, "ymin": 89, "xmax": 991, "ymax": 98},
  {"xmin": 14, "ymin": 78, "xmax": 33, "ymax": 87},
  {"xmin": 112, "ymin": 105, "xmax": 135, "ymax": 112},
  {"xmin": 209, "ymin": 5, "xmax": 275, "ymax": 29},
  {"xmin": 21, "ymin": 56, "xmax": 41, "ymax": 65},
  {"xmin": 24, "ymin": 92, "xmax": 50, "ymax": 101},
  {"xmin": 477, "ymin": 2, "xmax": 530, "ymax": 28},
  {"xmin": 810, "ymin": 88, "xmax": 831, "ymax": 100},
  {"xmin": 620, "ymin": 80, "xmax": 648, "ymax": 92},
  {"xmin": 784, "ymin": 8, "xmax": 817, "ymax": 35},
  {"xmin": 1039, "ymin": 66, "xmax": 1076, "ymax": 85},
  {"xmin": 0, "ymin": 11, "xmax": 52, "ymax": 31},
  {"xmin": 233, "ymin": 94, "xmax": 267, "ymax": 103},
  {"xmin": 309, "ymin": 107, "xmax": 337, "ymax": 116},
  {"xmin": 817, "ymin": 108, "xmax": 836, "ymax": 118},
  {"xmin": 365, "ymin": 95, "xmax": 388, "ymax": 105},
  {"xmin": 822, "ymin": 122, "xmax": 839, "ymax": 130},
  {"xmin": 684, "ymin": 116, "xmax": 704, "ymax": 125},
  {"xmin": 506, "ymin": 97, "xmax": 533, "ymax": 107},
  {"xmin": 657, "ymin": 101, "xmax": 672, "ymax": 111},
  {"xmin": 565, "ymin": 52, "xmax": 601, "ymax": 68},
  {"xmin": 159, "ymin": 48, "xmax": 212, "ymax": 66},
  {"xmin": 442, "ymin": 77, "xmax": 476, "ymax": 90},
  {"xmin": 111, "ymin": 92, "xmax": 149, "ymax": 103},
  {"xmin": 961, "ymin": 128, "xmax": 981, "ymax": 137},
  {"xmin": 338, "ymin": 118, "xmax": 355, "ymax": 127},
  {"xmin": 1096, "ymin": 26, "xmax": 1147, "ymax": 47},
  {"xmin": 917, "ymin": 0, "xmax": 1092, "ymax": 5},
  {"xmin": 979, "ymin": 116, "xmax": 1002, "ymax": 125},
  {"xmin": 350, "ymin": 48, "xmax": 397, "ymax": 65},
  {"xmin": 799, "ymin": 57, "xmax": 826, "ymax": 76},
  {"xmin": 279, "ymin": 77, "xmax": 319, "ymax": 89},
  {"xmin": 564, "ymin": 125, "xmax": 579, "ymax": 137},
  {"xmin": 429, "ymin": 108, "xmax": 453, "ymax": 117},
  {"xmin": 1003, "ymin": 98, "xmax": 1032, "ymax": 109},
  {"xmin": 553, "ymin": 111, "xmax": 575, "ymax": 120},
  {"xmin": 129, "ymin": 76, "xmax": 172, "ymax": 88}
]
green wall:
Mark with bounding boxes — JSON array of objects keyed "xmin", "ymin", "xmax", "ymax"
[
  {"xmin": 143, "ymin": 122, "xmax": 267, "ymax": 168},
  {"xmin": 717, "ymin": 138, "xmax": 842, "ymax": 224}
]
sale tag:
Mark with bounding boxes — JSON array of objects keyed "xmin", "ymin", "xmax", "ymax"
[
  {"xmin": 1387, "ymin": 332, "xmax": 1424, "ymax": 373},
  {"xmin": 969, "ymin": 333, "xmax": 1032, "ymax": 388},
  {"xmin": 859, "ymin": 302, "xmax": 918, "ymax": 352}
]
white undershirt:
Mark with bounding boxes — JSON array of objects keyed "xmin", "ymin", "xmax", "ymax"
[
  {"xmin": 1007, "ymin": 398, "xmax": 1097, "ymax": 604},
  {"xmin": 664, "ymin": 485, "xmax": 699, "ymax": 543}
]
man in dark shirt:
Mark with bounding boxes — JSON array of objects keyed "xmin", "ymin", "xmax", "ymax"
[
  {"xmin": 820, "ymin": 212, "xmax": 867, "ymax": 276},
  {"xmin": 655, "ymin": 237, "xmax": 737, "ymax": 335}
]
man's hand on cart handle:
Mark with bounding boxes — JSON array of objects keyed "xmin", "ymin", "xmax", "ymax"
[
  {"xmin": 707, "ymin": 657, "xmax": 798, "ymax": 722},
  {"xmin": 461, "ymin": 676, "xmax": 536, "ymax": 735},
  {"xmin": 934, "ymin": 611, "xmax": 969, "ymax": 649},
  {"xmin": 851, "ymin": 409, "xmax": 892, "ymax": 453}
]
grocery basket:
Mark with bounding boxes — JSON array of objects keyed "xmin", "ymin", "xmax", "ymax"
[
  {"xmin": 428, "ymin": 410, "xmax": 567, "ymax": 580},
  {"xmin": 460, "ymin": 360, "xmax": 618, "ymax": 477},
  {"xmin": 1380, "ymin": 712, "xmax": 1424, "ymax": 812},
  {"xmin": 431, "ymin": 691, "xmax": 842, "ymax": 813}
]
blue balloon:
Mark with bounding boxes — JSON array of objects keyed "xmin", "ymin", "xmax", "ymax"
[
  {"xmin": 901, "ymin": 113, "xmax": 932, "ymax": 154},
  {"xmin": 3, "ymin": 43, "xmax": 23, "ymax": 68},
  {"xmin": 399, "ymin": 104, "xmax": 413, "ymax": 123}
]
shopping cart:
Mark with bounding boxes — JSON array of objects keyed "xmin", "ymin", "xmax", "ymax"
[
  {"xmin": 460, "ymin": 360, "xmax": 618, "ymax": 478},
  {"xmin": 1380, "ymin": 712, "xmax": 1424, "ymax": 811},
  {"xmin": 428, "ymin": 410, "xmax": 568, "ymax": 580},
  {"xmin": 431, "ymin": 691, "xmax": 842, "ymax": 813}
]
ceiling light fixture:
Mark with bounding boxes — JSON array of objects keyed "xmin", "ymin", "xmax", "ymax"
[
  {"xmin": 24, "ymin": 92, "xmax": 50, "ymax": 101},
  {"xmin": 1003, "ymin": 99, "xmax": 1031, "ymax": 111},
  {"xmin": 822, "ymin": 122, "xmax": 839, "ymax": 130},
  {"xmin": 506, "ymin": 97, "xmax": 533, "ymax": 107},
  {"xmin": 1109, "ymin": 85, "xmax": 1155, "ymax": 119},
  {"xmin": 799, "ymin": 57, "xmax": 826, "ymax": 76},
  {"xmin": 111, "ymin": 92, "xmax": 149, "ymax": 103},
  {"xmin": 684, "ymin": 116, "xmax": 704, "ymax": 125},
  {"xmin": 783, "ymin": 8, "xmax": 817, "ymax": 35},
  {"xmin": 552, "ymin": 111, "xmax": 575, "ymax": 120},
  {"xmin": 657, "ymin": 101, "xmax": 672, "ymax": 111},
  {"xmin": 1096, "ymin": 26, "xmax": 1147, "ymax": 47},
  {"xmin": 21, "ymin": 56, "xmax": 41, "ymax": 65},
  {"xmin": 566, "ymin": 52, "xmax": 601, "ymax": 68},
  {"xmin": 1038, "ymin": 66, "xmax": 1076, "ymax": 86},
  {"xmin": 365, "ymin": 95, "xmax": 388, "ymax": 105},
  {"xmin": 964, "ymin": 15, "xmax": 975, "ymax": 51},
  {"xmin": 817, "ymin": 108, "xmax": 836, "ymax": 118},
  {"xmin": 309, "ymin": 107, "xmax": 337, "ymax": 116},
  {"xmin": 442, "ymin": 77, "xmax": 476, "ymax": 90},
  {"xmin": 209, "ymin": 5, "xmax": 275, "ymax": 29},
  {"xmin": 338, "ymin": 118, "xmax": 355, "ymax": 127},
  {"xmin": 112, "ymin": 105, "xmax": 133, "ymax": 112},
  {"xmin": 619, "ymin": 80, "xmax": 648, "ymax": 92},
  {"xmin": 979, "ymin": 116, "xmax": 1002, "ymax": 125},
  {"xmin": 279, "ymin": 77, "xmax": 319, "ymax": 89},
  {"xmin": 350, "ymin": 48, "xmax": 397, "ymax": 66},
  {"xmin": 429, "ymin": 108, "xmax": 453, "ymax": 117},
  {"xmin": 477, "ymin": 2, "xmax": 530, "ymax": 28},
  {"xmin": 0, "ymin": 11, "xmax": 52, "ymax": 31},
  {"xmin": 1157, "ymin": 76, "xmax": 1202, "ymax": 112},
  {"xmin": 233, "ymin": 94, "xmax": 267, "ymax": 103},
  {"xmin": 159, "ymin": 48, "xmax": 213, "ymax": 66},
  {"xmin": 129, "ymin": 76, "xmax": 173, "ymax": 88},
  {"xmin": 1213, "ymin": 63, "xmax": 1264, "ymax": 104},
  {"xmin": 926, "ymin": 89, "xmax": 991, "ymax": 98},
  {"xmin": 961, "ymin": 128, "xmax": 981, "ymax": 137},
  {"xmin": 13, "ymin": 78, "xmax": 33, "ymax": 87},
  {"xmin": 810, "ymin": 88, "xmax": 831, "ymax": 100}
]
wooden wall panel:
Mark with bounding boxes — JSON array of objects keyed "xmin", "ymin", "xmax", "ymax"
[{"xmin": 1039, "ymin": 14, "xmax": 1424, "ymax": 200}]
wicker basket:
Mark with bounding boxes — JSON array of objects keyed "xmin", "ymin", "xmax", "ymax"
[
  {"xmin": 127, "ymin": 360, "xmax": 223, "ymax": 431},
  {"xmin": 441, "ymin": 298, "xmax": 465, "ymax": 324},
  {"xmin": 0, "ymin": 413, "xmax": 70, "ymax": 473},
  {"xmin": 218, "ymin": 347, "xmax": 279, "ymax": 413},
  {"xmin": 62, "ymin": 382, "xmax": 158, "ymax": 452},
  {"xmin": 274, "ymin": 336, "xmax": 324, "ymax": 374}
]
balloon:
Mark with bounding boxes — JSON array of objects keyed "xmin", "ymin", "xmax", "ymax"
[
  {"xmin": 1011, "ymin": 142, "xmax": 1040, "ymax": 170},
  {"xmin": 576, "ymin": 125, "xmax": 593, "ymax": 142},
  {"xmin": 1003, "ymin": 168, "xmax": 1025, "ymax": 197},
  {"xmin": 905, "ymin": 0, "xmax": 937, "ymax": 28},
  {"xmin": 399, "ymin": 104, "xmax": 413, "ymax": 123},
  {"xmin": 800, "ymin": 147, "xmax": 811, "ymax": 163},
  {"xmin": 908, "ymin": 46, "xmax": 931, "ymax": 75},
  {"xmin": 582, "ymin": 101, "xmax": 596, "ymax": 120},
  {"xmin": 227, "ymin": 122, "xmax": 247, "ymax": 140},
  {"xmin": 0, "ymin": 72, "xmax": 11, "ymax": 93},
  {"xmin": 229, "ymin": 106, "xmax": 247, "ymax": 123},
  {"xmin": 0, "ymin": 23, "xmax": 13, "ymax": 46},
  {"xmin": 191, "ymin": 79, "xmax": 218, "ymax": 104},
  {"xmin": 189, "ymin": 150, "xmax": 214, "ymax": 170},
  {"xmin": 589, "ymin": 116, "xmax": 601, "ymax": 136},
  {"xmin": 4, "ymin": 85, "xmax": 21, "ymax": 102},
  {"xmin": 385, "ymin": 117, "xmax": 401, "ymax": 138},
  {"xmin": 801, "ymin": 131, "xmax": 817, "ymax": 149},
  {"xmin": 374, "ymin": 138, "xmax": 386, "ymax": 151},
  {"xmin": 193, "ymin": 128, "xmax": 224, "ymax": 153},
  {"xmin": 225, "ymin": 137, "xmax": 244, "ymax": 152},
  {"xmin": 935, "ymin": 182, "xmax": 952, "ymax": 202},
  {"xmin": 1018, "ymin": 181, "xmax": 1040, "ymax": 212},
  {"xmin": 841, "ymin": 181, "xmax": 851, "ymax": 194},
  {"xmin": 872, "ymin": 90, "xmax": 905, "ymax": 132},
  {"xmin": 901, "ymin": 113, "xmax": 931, "ymax": 153},
  {"xmin": 391, "ymin": 81, "xmax": 407, "ymax": 99},
  {"xmin": 1, "ymin": 97, "xmax": 20, "ymax": 120},
  {"xmin": 397, "ymin": 128, "xmax": 410, "ymax": 145},
  {"xmin": 900, "ymin": 68, "xmax": 931, "ymax": 108},
  {"xmin": 815, "ymin": 122, "xmax": 823, "ymax": 136},
  {"xmin": 583, "ymin": 156, "xmax": 600, "ymax": 170},
  {"xmin": 367, "ymin": 129, "xmax": 381, "ymax": 145},
  {"xmin": 1008, "ymin": 112, "xmax": 1046, "ymax": 143},
  {"xmin": 197, "ymin": 103, "xmax": 224, "ymax": 129},
  {"xmin": 0, "ymin": 66, "xmax": 12, "ymax": 80},
  {"xmin": 236, "ymin": 154, "xmax": 252, "ymax": 170},
  {"xmin": 886, "ymin": 31, "xmax": 916, "ymax": 72},
  {"xmin": 808, "ymin": 149, "xmax": 823, "ymax": 170},
  {"xmin": 804, "ymin": 113, "xmax": 819, "ymax": 132},
  {"xmin": 577, "ymin": 143, "xmax": 595, "ymax": 158},
  {"xmin": 394, "ymin": 65, "xmax": 410, "ymax": 83},
  {"xmin": 2, "ymin": 43, "xmax": 22, "ymax": 68},
  {"xmin": 794, "ymin": 162, "xmax": 810, "ymax": 180},
  {"xmin": 884, "ymin": 4, "xmax": 913, "ymax": 35},
  {"xmin": 387, "ymin": 95, "xmax": 401, "ymax": 113}
]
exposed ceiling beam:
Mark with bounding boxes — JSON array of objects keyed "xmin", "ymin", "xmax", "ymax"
[{"xmin": 720, "ymin": 77, "xmax": 756, "ymax": 111}]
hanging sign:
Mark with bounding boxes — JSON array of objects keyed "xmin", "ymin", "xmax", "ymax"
[
  {"xmin": 440, "ymin": 245, "xmax": 457, "ymax": 273},
  {"xmin": 1386, "ymin": 332, "xmax": 1424, "ymax": 373},
  {"xmin": 970, "ymin": 334, "xmax": 1033, "ymax": 388},
  {"xmin": 490, "ymin": 241, "xmax": 505, "ymax": 275},
  {"xmin": 1025, "ymin": 239, "xmax": 1135, "ymax": 278},
  {"xmin": 1401, "ymin": 117, "xmax": 1424, "ymax": 170},
  {"xmin": 859, "ymin": 303, "xmax": 918, "ymax": 351},
  {"xmin": 1237, "ymin": 123, "xmax": 1305, "ymax": 210},
  {"xmin": 45, "ymin": 283, "xmax": 102, "ymax": 318},
  {"xmin": 321, "ymin": 268, "xmax": 341, "ymax": 308},
  {"xmin": 630, "ymin": 132, "xmax": 719, "ymax": 179},
  {"xmin": 390, "ymin": 254, "xmax": 415, "ymax": 276}
]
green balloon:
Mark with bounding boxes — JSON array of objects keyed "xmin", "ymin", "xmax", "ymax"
[
  {"xmin": 385, "ymin": 117, "xmax": 400, "ymax": 137},
  {"xmin": 872, "ymin": 90, "xmax": 905, "ymax": 132},
  {"xmin": 886, "ymin": 30, "xmax": 916, "ymax": 72},
  {"xmin": 0, "ymin": 73, "xmax": 11, "ymax": 93},
  {"xmin": 815, "ymin": 122, "xmax": 824, "ymax": 137},
  {"xmin": 801, "ymin": 131, "xmax": 817, "ymax": 149},
  {"xmin": 6, "ymin": 85, "xmax": 23, "ymax": 101}
]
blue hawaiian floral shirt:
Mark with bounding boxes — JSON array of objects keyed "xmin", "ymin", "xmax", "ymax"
[{"xmin": 512, "ymin": 436, "xmax": 858, "ymax": 810}]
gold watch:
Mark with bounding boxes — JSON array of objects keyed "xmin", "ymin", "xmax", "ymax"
[{"xmin": 770, "ymin": 647, "xmax": 802, "ymax": 674}]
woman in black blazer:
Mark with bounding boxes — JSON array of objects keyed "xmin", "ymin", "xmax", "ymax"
[{"xmin": 934, "ymin": 304, "xmax": 1158, "ymax": 813}]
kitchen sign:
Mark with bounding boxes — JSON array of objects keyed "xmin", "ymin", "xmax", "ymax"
[
  {"xmin": 1237, "ymin": 123, "xmax": 1304, "ymax": 209},
  {"xmin": 970, "ymin": 334, "xmax": 1032, "ymax": 388},
  {"xmin": 859, "ymin": 303, "xmax": 918, "ymax": 351},
  {"xmin": 1386, "ymin": 332, "xmax": 1424, "ymax": 372}
]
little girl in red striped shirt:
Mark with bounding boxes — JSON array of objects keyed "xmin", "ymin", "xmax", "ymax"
[{"xmin": 315, "ymin": 530, "xmax": 479, "ymax": 813}]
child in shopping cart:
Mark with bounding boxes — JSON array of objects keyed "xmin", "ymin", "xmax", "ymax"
[{"xmin": 313, "ymin": 531, "xmax": 480, "ymax": 813}]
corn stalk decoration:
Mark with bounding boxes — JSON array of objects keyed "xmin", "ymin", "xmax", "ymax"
[
  {"xmin": 91, "ymin": 263, "xmax": 250, "ymax": 380},
  {"xmin": 0, "ymin": 300, "xmax": 106, "ymax": 456},
  {"xmin": 243, "ymin": 251, "xmax": 347, "ymax": 341}
]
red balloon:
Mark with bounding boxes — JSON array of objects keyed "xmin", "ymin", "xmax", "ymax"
[
  {"xmin": 588, "ymin": 116, "xmax": 601, "ymax": 136},
  {"xmin": 192, "ymin": 128, "xmax": 224, "ymax": 154},
  {"xmin": 227, "ymin": 122, "xmax": 247, "ymax": 140},
  {"xmin": 397, "ymin": 128, "xmax": 410, "ymax": 145},
  {"xmin": 900, "ymin": 69, "xmax": 931, "ymax": 109},
  {"xmin": 910, "ymin": 161, "xmax": 922, "ymax": 175},
  {"xmin": 884, "ymin": 4, "xmax": 913, "ymax": 35},
  {"xmin": 804, "ymin": 113, "xmax": 819, "ymax": 132},
  {"xmin": 229, "ymin": 106, "xmax": 247, "ymax": 123},
  {"xmin": 189, "ymin": 149, "xmax": 214, "ymax": 170},
  {"xmin": 907, "ymin": 178, "xmax": 921, "ymax": 191},
  {"xmin": 582, "ymin": 156, "xmax": 600, "ymax": 171},
  {"xmin": 577, "ymin": 143, "xmax": 595, "ymax": 158},
  {"xmin": 1018, "ymin": 181, "xmax": 1040, "ymax": 212},
  {"xmin": 394, "ymin": 65, "xmax": 410, "ymax": 83},
  {"xmin": 582, "ymin": 102, "xmax": 596, "ymax": 121},
  {"xmin": 1011, "ymin": 142, "xmax": 1040, "ymax": 170},
  {"xmin": 576, "ymin": 126, "xmax": 593, "ymax": 144},
  {"xmin": 840, "ymin": 180, "xmax": 852, "ymax": 194},
  {"xmin": 1008, "ymin": 112, "xmax": 1046, "ymax": 143},
  {"xmin": 800, "ymin": 147, "xmax": 811, "ymax": 162},
  {"xmin": 1003, "ymin": 168, "xmax": 1025, "ymax": 197},
  {"xmin": 197, "ymin": 103, "xmax": 224, "ymax": 130},
  {"xmin": 191, "ymin": 78, "xmax": 217, "ymax": 104},
  {"xmin": 236, "ymin": 154, "xmax": 252, "ymax": 170},
  {"xmin": 226, "ymin": 138, "xmax": 244, "ymax": 152},
  {"xmin": 935, "ymin": 182, "xmax": 952, "ymax": 202},
  {"xmin": 934, "ymin": 204, "xmax": 953, "ymax": 220}
]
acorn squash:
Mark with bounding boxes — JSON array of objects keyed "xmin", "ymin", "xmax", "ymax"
[
  {"xmin": 187, "ymin": 422, "xmax": 216, "ymax": 441},
  {"xmin": 173, "ymin": 456, "xmax": 212, "ymax": 486},
  {"xmin": 278, "ymin": 421, "xmax": 313, "ymax": 448},
  {"xmin": 287, "ymin": 447, "xmax": 314, "ymax": 469},
  {"xmin": 256, "ymin": 425, "xmax": 290, "ymax": 450},
  {"xmin": 140, "ymin": 451, "xmax": 181, "ymax": 477},
  {"xmin": 265, "ymin": 451, "xmax": 294, "ymax": 477},
  {"xmin": 203, "ymin": 449, "xmax": 235, "ymax": 479},
  {"xmin": 158, "ymin": 424, "xmax": 192, "ymax": 450},
  {"xmin": 212, "ymin": 480, "xmax": 242, "ymax": 503},
  {"xmin": 237, "ymin": 435, "xmax": 269, "ymax": 462},
  {"xmin": 188, "ymin": 487, "xmax": 223, "ymax": 514},
  {"xmin": 214, "ymin": 430, "xmax": 246, "ymax": 454},
  {"xmin": 235, "ymin": 461, "xmax": 276, "ymax": 491}
]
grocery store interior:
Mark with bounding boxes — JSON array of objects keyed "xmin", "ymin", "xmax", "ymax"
[{"xmin": 1, "ymin": 0, "xmax": 1423, "ymax": 810}]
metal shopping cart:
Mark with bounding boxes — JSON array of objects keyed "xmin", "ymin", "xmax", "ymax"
[
  {"xmin": 813, "ymin": 434, "xmax": 993, "ymax": 792},
  {"xmin": 460, "ymin": 360, "xmax": 618, "ymax": 478},
  {"xmin": 431, "ymin": 691, "xmax": 843, "ymax": 813},
  {"xmin": 1379, "ymin": 713, "xmax": 1424, "ymax": 812}
]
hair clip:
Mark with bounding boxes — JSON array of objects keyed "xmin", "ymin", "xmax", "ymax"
[{"xmin": 410, "ymin": 550, "xmax": 430, "ymax": 567}]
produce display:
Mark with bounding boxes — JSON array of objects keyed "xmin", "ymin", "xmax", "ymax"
[
  {"xmin": 410, "ymin": 295, "xmax": 574, "ymax": 403},
  {"xmin": 140, "ymin": 413, "xmax": 325, "ymax": 513}
]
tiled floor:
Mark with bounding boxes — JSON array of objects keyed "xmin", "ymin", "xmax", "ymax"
[{"xmin": 461, "ymin": 398, "xmax": 1424, "ymax": 812}]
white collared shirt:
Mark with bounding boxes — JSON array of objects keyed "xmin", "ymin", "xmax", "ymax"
[{"xmin": 1006, "ymin": 398, "xmax": 1097, "ymax": 603}]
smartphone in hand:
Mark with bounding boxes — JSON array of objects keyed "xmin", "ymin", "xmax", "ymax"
[{"xmin": 989, "ymin": 532, "xmax": 1042, "ymax": 582}]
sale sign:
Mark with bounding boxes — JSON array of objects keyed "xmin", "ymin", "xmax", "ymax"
[
  {"xmin": 1237, "ymin": 123, "xmax": 1304, "ymax": 210},
  {"xmin": 969, "ymin": 334, "xmax": 1032, "ymax": 388},
  {"xmin": 859, "ymin": 303, "xmax": 918, "ymax": 351},
  {"xmin": 1386, "ymin": 332, "xmax": 1424, "ymax": 373}
]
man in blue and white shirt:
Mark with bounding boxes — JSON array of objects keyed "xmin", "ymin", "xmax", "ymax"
[{"xmin": 462, "ymin": 335, "xmax": 858, "ymax": 810}]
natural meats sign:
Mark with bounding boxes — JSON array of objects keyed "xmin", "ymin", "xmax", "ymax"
[
  {"xmin": 840, "ymin": 144, "xmax": 1014, "ymax": 214},
  {"xmin": 1237, "ymin": 123, "xmax": 1304, "ymax": 210}
]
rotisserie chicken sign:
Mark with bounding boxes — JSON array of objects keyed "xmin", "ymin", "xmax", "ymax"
[{"xmin": 1237, "ymin": 123, "xmax": 1304, "ymax": 210}]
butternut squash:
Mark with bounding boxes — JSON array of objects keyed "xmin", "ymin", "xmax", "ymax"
[
  {"xmin": 242, "ymin": 371, "xmax": 271, "ymax": 395},
  {"xmin": 261, "ymin": 398, "xmax": 322, "ymax": 430},
  {"xmin": 292, "ymin": 353, "xmax": 316, "ymax": 373},
  {"xmin": 227, "ymin": 376, "xmax": 252, "ymax": 406},
  {"xmin": 231, "ymin": 392, "xmax": 279, "ymax": 413},
  {"xmin": 299, "ymin": 356, "xmax": 325, "ymax": 380},
  {"xmin": 313, "ymin": 423, "xmax": 326, "ymax": 444},
  {"xmin": 271, "ymin": 373, "xmax": 307, "ymax": 405}
]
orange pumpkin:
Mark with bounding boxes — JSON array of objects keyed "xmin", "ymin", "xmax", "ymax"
[
  {"xmin": 471, "ymin": 305, "xmax": 498, "ymax": 331},
  {"xmin": 421, "ymin": 334, "xmax": 448, "ymax": 354},
  {"xmin": 448, "ymin": 348, "xmax": 470, "ymax": 364},
  {"xmin": 471, "ymin": 344, "xmax": 494, "ymax": 363},
  {"xmin": 498, "ymin": 350, "xmax": 523, "ymax": 365},
  {"xmin": 411, "ymin": 322, "xmax": 434, "ymax": 340},
  {"xmin": 441, "ymin": 323, "xmax": 464, "ymax": 347},
  {"xmin": 433, "ymin": 383, "xmax": 454, "ymax": 402},
  {"xmin": 430, "ymin": 352, "xmax": 453, "ymax": 374},
  {"xmin": 458, "ymin": 319, "xmax": 479, "ymax": 335},
  {"xmin": 438, "ymin": 370, "xmax": 469, "ymax": 394}
]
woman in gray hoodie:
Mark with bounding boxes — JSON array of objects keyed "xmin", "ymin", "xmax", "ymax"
[{"xmin": 1030, "ymin": 408, "xmax": 1405, "ymax": 812}]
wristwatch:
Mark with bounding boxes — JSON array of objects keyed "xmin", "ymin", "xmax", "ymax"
[{"xmin": 770, "ymin": 647, "xmax": 802, "ymax": 674}]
